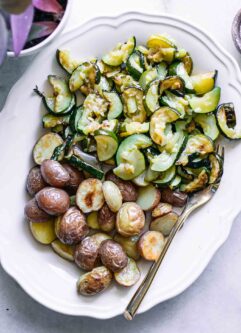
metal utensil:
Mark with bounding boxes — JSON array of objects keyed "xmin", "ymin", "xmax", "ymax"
[{"xmin": 124, "ymin": 145, "xmax": 225, "ymax": 320}]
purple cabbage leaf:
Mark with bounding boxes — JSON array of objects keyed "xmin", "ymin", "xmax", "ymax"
[
  {"xmin": 32, "ymin": 0, "xmax": 63, "ymax": 14},
  {"xmin": 10, "ymin": 4, "xmax": 34, "ymax": 56}
]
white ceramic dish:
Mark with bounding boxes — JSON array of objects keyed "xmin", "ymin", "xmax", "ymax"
[
  {"xmin": 7, "ymin": 0, "xmax": 73, "ymax": 57},
  {"xmin": 1, "ymin": 12, "xmax": 241, "ymax": 319}
]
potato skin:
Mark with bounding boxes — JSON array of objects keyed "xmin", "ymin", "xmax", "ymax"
[
  {"xmin": 62, "ymin": 163, "xmax": 85, "ymax": 194},
  {"xmin": 26, "ymin": 166, "xmax": 46, "ymax": 196},
  {"xmin": 77, "ymin": 266, "xmax": 112, "ymax": 296},
  {"xmin": 74, "ymin": 236, "xmax": 100, "ymax": 271},
  {"xmin": 36, "ymin": 187, "xmax": 70, "ymax": 215},
  {"xmin": 116, "ymin": 202, "xmax": 145, "ymax": 237},
  {"xmin": 98, "ymin": 204, "xmax": 116, "ymax": 232},
  {"xmin": 24, "ymin": 198, "xmax": 51, "ymax": 222},
  {"xmin": 55, "ymin": 207, "xmax": 89, "ymax": 245},
  {"xmin": 105, "ymin": 172, "xmax": 138, "ymax": 202},
  {"xmin": 161, "ymin": 188, "xmax": 188, "ymax": 207},
  {"xmin": 99, "ymin": 240, "xmax": 128, "ymax": 272},
  {"xmin": 41, "ymin": 160, "xmax": 70, "ymax": 188}
]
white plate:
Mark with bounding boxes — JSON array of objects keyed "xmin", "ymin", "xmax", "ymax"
[{"xmin": 1, "ymin": 12, "xmax": 241, "ymax": 319}]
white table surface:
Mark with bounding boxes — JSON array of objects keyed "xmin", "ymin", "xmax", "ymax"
[{"xmin": 1, "ymin": 1, "xmax": 241, "ymax": 332}]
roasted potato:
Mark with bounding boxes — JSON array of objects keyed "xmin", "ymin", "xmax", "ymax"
[
  {"xmin": 29, "ymin": 219, "xmax": 56, "ymax": 244},
  {"xmin": 40, "ymin": 160, "xmax": 70, "ymax": 188},
  {"xmin": 136, "ymin": 184, "xmax": 161, "ymax": 211},
  {"xmin": 138, "ymin": 231, "xmax": 165, "ymax": 261},
  {"xmin": 24, "ymin": 198, "xmax": 51, "ymax": 222},
  {"xmin": 114, "ymin": 258, "xmax": 140, "ymax": 287},
  {"xmin": 105, "ymin": 172, "xmax": 138, "ymax": 202},
  {"xmin": 86, "ymin": 211, "xmax": 100, "ymax": 230},
  {"xmin": 150, "ymin": 212, "xmax": 178, "ymax": 236},
  {"xmin": 36, "ymin": 187, "xmax": 70, "ymax": 215},
  {"xmin": 26, "ymin": 166, "xmax": 46, "ymax": 196},
  {"xmin": 77, "ymin": 266, "xmax": 112, "ymax": 296},
  {"xmin": 51, "ymin": 239, "xmax": 74, "ymax": 261},
  {"xmin": 90, "ymin": 232, "xmax": 112, "ymax": 245},
  {"xmin": 102, "ymin": 181, "xmax": 122, "ymax": 212},
  {"xmin": 114, "ymin": 234, "xmax": 140, "ymax": 260},
  {"xmin": 99, "ymin": 240, "xmax": 128, "ymax": 272},
  {"xmin": 76, "ymin": 178, "xmax": 104, "ymax": 213},
  {"xmin": 116, "ymin": 202, "xmax": 145, "ymax": 237},
  {"xmin": 98, "ymin": 204, "xmax": 116, "ymax": 232},
  {"xmin": 152, "ymin": 202, "xmax": 173, "ymax": 218},
  {"xmin": 55, "ymin": 207, "xmax": 89, "ymax": 245},
  {"xmin": 62, "ymin": 163, "xmax": 85, "ymax": 194},
  {"xmin": 74, "ymin": 236, "xmax": 100, "ymax": 271},
  {"xmin": 161, "ymin": 188, "xmax": 188, "ymax": 207}
]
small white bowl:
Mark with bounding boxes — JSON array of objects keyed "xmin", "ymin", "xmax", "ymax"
[{"xmin": 7, "ymin": 0, "xmax": 72, "ymax": 57}]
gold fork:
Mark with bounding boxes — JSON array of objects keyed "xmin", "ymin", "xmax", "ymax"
[{"xmin": 124, "ymin": 145, "xmax": 225, "ymax": 320}]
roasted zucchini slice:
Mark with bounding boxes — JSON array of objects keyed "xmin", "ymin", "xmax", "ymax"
[
  {"xmin": 114, "ymin": 134, "xmax": 152, "ymax": 180},
  {"xmin": 95, "ymin": 130, "xmax": 118, "ymax": 161},
  {"xmin": 56, "ymin": 49, "xmax": 81, "ymax": 74},
  {"xmin": 194, "ymin": 113, "xmax": 219, "ymax": 141},
  {"xmin": 144, "ymin": 80, "xmax": 160, "ymax": 113},
  {"xmin": 216, "ymin": 103, "xmax": 241, "ymax": 139},
  {"xmin": 191, "ymin": 70, "xmax": 217, "ymax": 95},
  {"xmin": 180, "ymin": 169, "xmax": 209, "ymax": 193},
  {"xmin": 122, "ymin": 87, "xmax": 147, "ymax": 123},
  {"xmin": 177, "ymin": 134, "xmax": 214, "ymax": 166},
  {"xmin": 102, "ymin": 36, "xmax": 136, "ymax": 66},
  {"xmin": 103, "ymin": 91, "xmax": 123, "ymax": 120},
  {"xmin": 160, "ymin": 91, "xmax": 188, "ymax": 118},
  {"xmin": 139, "ymin": 62, "xmax": 167, "ymax": 89},
  {"xmin": 150, "ymin": 131, "xmax": 187, "ymax": 172},
  {"xmin": 42, "ymin": 75, "xmax": 75, "ymax": 115},
  {"xmin": 119, "ymin": 121, "xmax": 149, "ymax": 137},
  {"xmin": 42, "ymin": 113, "xmax": 70, "ymax": 129},
  {"xmin": 153, "ymin": 165, "xmax": 176, "ymax": 186},
  {"xmin": 159, "ymin": 76, "xmax": 185, "ymax": 96},
  {"xmin": 69, "ymin": 62, "xmax": 100, "ymax": 93},
  {"xmin": 126, "ymin": 51, "xmax": 145, "ymax": 80},
  {"xmin": 147, "ymin": 34, "xmax": 176, "ymax": 49},
  {"xmin": 188, "ymin": 87, "xmax": 221, "ymax": 113},
  {"xmin": 150, "ymin": 107, "xmax": 180, "ymax": 146},
  {"xmin": 209, "ymin": 153, "xmax": 223, "ymax": 184}
]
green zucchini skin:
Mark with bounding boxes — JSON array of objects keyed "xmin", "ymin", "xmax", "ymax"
[{"xmin": 66, "ymin": 155, "xmax": 104, "ymax": 180}]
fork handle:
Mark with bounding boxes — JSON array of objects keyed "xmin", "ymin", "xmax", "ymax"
[{"xmin": 124, "ymin": 206, "xmax": 191, "ymax": 320}]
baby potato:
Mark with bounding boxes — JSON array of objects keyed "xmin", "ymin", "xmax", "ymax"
[
  {"xmin": 55, "ymin": 207, "xmax": 89, "ymax": 245},
  {"xmin": 138, "ymin": 231, "xmax": 165, "ymax": 261},
  {"xmin": 90, "ymin": 232, "xmax": 112, "ymax": 245},
  {"xmin": 41, "ymin": 160, "xmax": 70, "ymax": 188},
  {"xmin": 36, "ymin": 187, "xmax": 70, "ymax": 215},
  {"xmin": 26, "ymin": 166, "xmax": 46, "ymax": 196},
  {"xmin": 136, "ymin": 184, "xmax": 161, "ymax": 211},
  {"xmin": 98, "ymin": 204, "xmax": 116, "ymax": 232},
  {"xmin": 51, "ymin": 239, "xmax": 74, "ymax": 261},
  {"xmin": 102, "ymin": 181, "xmax": 122, "ymax": 212},
  {"xmin": 116, "ymin": 202, "xmax": 145, "ymax": 237},
  {"xmin": 114, "ymin": 234, "xmax": 140, "ymax": 260},
  {"xmin": 74, "ymin": 236, "xmax": 100, "ymax": 271},
  {"xmin": 77, "ymin": 266, "xmax": 112, "ymax": 296},
  {"xmin": 86, "ymin": 211, "xmax": 100, "ymax": 230},
  {"xmin": 150, "ymin": 212, "xmax": 178, "ymax": 236},
  {"xmin": 152, "ymin": 202, "xmax": 173, "ymax": 218},
  {"xmin": 105, "ymin": 172, "xmax": 138, "ymax": 202},
  {"xmin": 76, "ymin": 178, "xmax": 104, "ymax": 213},
  {"xmin": 24, "ymin": 198, "xmax": 51, "ymax": 222},
  {"xmin": 161, "ymin": 188, "xmax": 188, "ymax": 207},
  {"xmin": 62, "ymin": 163, "xmax": 85, "ymax": 194},
  {"xmin": 99, "ymin": 240, "xmax": 128, "ymax": 272},
  {"xmin": 114, "ymin": 258, "xmax": 140, "ymax": 287},
  {"xmin": 29, "ymin": 219, "xmax": 56, "ymax": 244}
]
